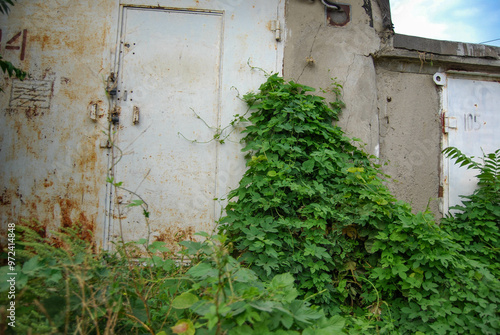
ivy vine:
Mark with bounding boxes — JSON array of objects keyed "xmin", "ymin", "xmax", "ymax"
[{"xmin": 220, "ymin": 74, "xmax": 500, "ymax": 334}]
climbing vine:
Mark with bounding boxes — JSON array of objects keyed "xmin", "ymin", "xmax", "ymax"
[{"xmin": 220, "ymin": 74, "xmax": 500, "ymax": 334}]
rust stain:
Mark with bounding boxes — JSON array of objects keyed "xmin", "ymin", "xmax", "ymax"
[
  {"xmin": 76, "ymin": 143, "xmax": 98, "ymax": 171},
  {"xmin": 24, "ymin": 220, "xmax": 47, "ymax": 239},
  {"xmin": 155, "ymin": 226, "xmax": 196, "ymax": 246},
  {"xmin": 24, "ymin": 106, "xmax": 44, "ymax": 119},
  {"xmin": 0, "ymin": 188, "xmax": 11, "ymax": 205},
  {"xmin": 43, "ymin": 179, "xmax": 53, "ymax": 187},
  {"xmin": 58, "ymin": 198, "xmax": 95, "ymax": 243},
  {"xmin": 30, "ymin": 34, "xmax": 51, "ymax": 51}
]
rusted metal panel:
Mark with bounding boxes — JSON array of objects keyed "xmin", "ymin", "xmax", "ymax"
[
  {"xmin": 0, "ymin": 0, "xmax": 285, "ymax": 250},
  {"xmin": 441, "ymin": 73, "xmax": 500, "ymax": 213},
  {"xmin": 0, "ymin": 1, "xmax": 118, "ymax": 248},
  {"xmin": 107, "ymin": 0, "xmax": 285, "ymax": 249}
]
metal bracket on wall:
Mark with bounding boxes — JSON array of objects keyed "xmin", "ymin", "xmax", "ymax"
[
  {"xmin": 443, "ymin": 115, "xmax": 457, "ymax": 133},
  {"xmin": 270, "ymin": 20, "xmax": 282, "ymax": 41},
  {"xmin": 433, "ymin": 72, "xmax": 447, "ymax": 86},
  {"xmin": 89, "ymin": 103, "xmax": 98, "ymax": 121},
  {"xmin": 106, "ymin": 72, "xmax": 117, "ymax": 97}
]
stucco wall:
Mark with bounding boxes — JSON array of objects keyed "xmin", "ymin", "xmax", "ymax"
[
  {"xmin": 283, "ymin": 0, "xmax": 442, "ymax": 215},
  {"xmin": 283, "ymin": 0, "xmax": 386, "ymax": 156},
  {"xmin": 375, "ymin": 69, "xmax": 441, "ymax": 214},
  {"xmin": 283, "ymin": 0, "xmax": 500, "ymax": 218}
]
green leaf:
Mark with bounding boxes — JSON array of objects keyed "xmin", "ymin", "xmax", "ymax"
[
  {"xmin": 148, "ymin": 240, "xmax": 170, "ymax": 253},
  {"xmin": 186, "ymin": 262, "xmax": 217, "ymax": 279},
  {"xmin": 268, "ymin": 170, "xmax": 277, "ymax": 177},
  {"xmin": 234, "ymin": 268, "xmax": 258, "ymax": 283},
  {"xmin": 127, "ymin": 199, "xmax": 144, "ymax": 207},
  {"xmin": 304, "ymin": 315, "xmax": 345, "ymax": 334},
  {"xmin": 171, "ymin": 319, "xmax": 195, "ymax": 335},
  {"xmin": 303, "ymin": 159, "xmax": 315, "ymax": 173},
  {"xmin": 172, "ymin": 292, "xmax": 199, "ymax": 309},
  {"xmin": 134, "ymin": 238, "xmax": 148, "ymax": 245},
  {"xmin": 22, "ymin": 256, "xmax": 41, "ymax": 275}
]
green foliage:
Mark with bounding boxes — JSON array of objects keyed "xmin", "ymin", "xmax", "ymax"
[
  {"xmin": 180, "ymin": 235, "xmax": 346, "ymax": 334},
  {"xmin": 220, "ymin": 74, "xmax": 500, "ymax": 334},
  {"xmin": 0, "ymin": 55, "xmax": 26, "ymax": 80},
  {"xmin": 441, "ymin": 148, "xmax": 500, "ymax": 277},
  {"xmin": 0, "ymin": 0, "xmax": 15, "ymax": 15},
  {"xmin": 0, "ymin": 223, "xmax": 347, "ymax": 334},
  {"xmin": 1, "ymin": 74, "xmax": 498, "ymax": 334}
]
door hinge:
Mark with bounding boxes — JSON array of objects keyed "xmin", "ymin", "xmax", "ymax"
[{"xmin": 271, "ymin": 20, "xmax": 282, "ymax": 41}]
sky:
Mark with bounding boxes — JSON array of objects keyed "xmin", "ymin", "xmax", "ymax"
[{"xmin": 389, "ymin": 0, "xmax": 500, "ymax": 47}]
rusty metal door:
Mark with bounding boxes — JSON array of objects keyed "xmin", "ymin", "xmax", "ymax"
[
  {"xmin": 105, "ymin": 1, "xmax": 284, "ymax": 248},
  {"xmin": 440, "ymin": 73, "xmax": 500, "ymax": 213}
]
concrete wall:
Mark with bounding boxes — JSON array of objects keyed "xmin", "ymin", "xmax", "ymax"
[
  {"xmin": 283, "ymin": 0, "xmax": 386, "ymax": 156},
  {"xmin": 375, "ymin": 69, "xmax": 441, "ymax": 214},
  {"xmin": 283, "ymin": 0, "xmax": 500, "ymax": 217},
  {"xmin": 374, "ymin": 34, "xmax": 500, "ymax": 215}
]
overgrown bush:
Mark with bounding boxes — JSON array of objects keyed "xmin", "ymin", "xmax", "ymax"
[
  {"xmin": 441, "ymin": 147, "xmax": 500, "ymax": 277},
  {"xmin": 220, "ymin": 74, "xmax": 499, "ymax": 334},
  {"xmin": 1, "ymin": 75, "xmax": 498, "ymax": 334},
  {"xmin": 0, "ymin": 223, "xmax": 346, "ymax": 334}
]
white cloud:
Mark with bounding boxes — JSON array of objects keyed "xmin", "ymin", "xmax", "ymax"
[
  {"xmin": 390, "ymin": 0, "xmax": 450, "ymax": 40},
  {"xmin": 389, "ymin": 0, "xmax": 488, "ymax": 44}
]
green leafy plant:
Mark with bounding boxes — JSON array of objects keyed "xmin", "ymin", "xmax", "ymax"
[
  {"xmin": 441, "ymin": 147, "xmax": 500, "ymax": 276},
  {"xmin": 0, "ymin": 221, "xmax": 348, "ymax": 334},
  {"xmin": 220, "ymin": 74, "xmax": 500, "ymax": 334},
  {"xmin": 0, "ymin": 0, "xmax": 15, "ymax": 15},
  {"xmin": 1, "ymin": 73, "xmax": 498, "ymax": 334},
  {"xmin": 177, "ymin": 233, "xmax": 347, "ymax": 335},
  {"xmin": 220, "ymin": 74, "xmax": 397, "ymax": 314}
]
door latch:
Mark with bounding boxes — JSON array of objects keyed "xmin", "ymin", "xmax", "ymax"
[
  {"xmin": 110, "ymin": 106, "xmax": 121, "ymax": 124},
  {"xmin": 443, "ymin": 115, "xmax": 457, "ymax": 133},
  {"xmin": 106, "ymin": 72, "xmax": 117, "ymax": 97},
  {"xmin": 133, "ymin": 106, "xmax": 140, "ymax": 125}
]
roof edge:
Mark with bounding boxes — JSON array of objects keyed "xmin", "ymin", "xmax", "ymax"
[{"xmin": 393, "ymin": 34, "xmax": 500, "ymax": 60}]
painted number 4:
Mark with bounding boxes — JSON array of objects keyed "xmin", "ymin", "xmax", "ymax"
[{"xmin": 1, "ymin": 29, "xmax": 27, "ymax": 60}]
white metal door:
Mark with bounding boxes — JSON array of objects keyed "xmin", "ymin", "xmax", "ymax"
[
  {"xmin": 442, "ymin": 74, "xmax": 500, "ymax": 213},
  {"xmin": 106, "ymin": 1, "xmax": 284, "ymax": 248}
]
